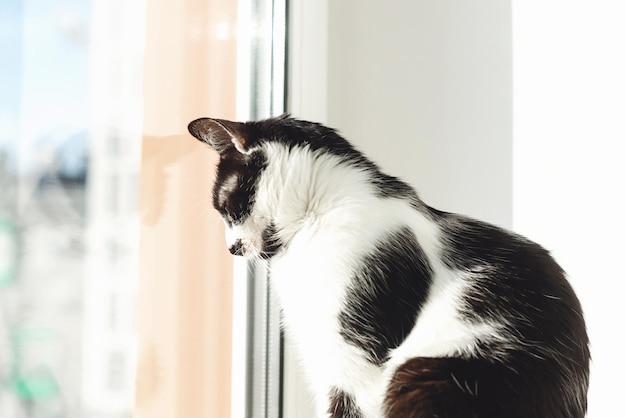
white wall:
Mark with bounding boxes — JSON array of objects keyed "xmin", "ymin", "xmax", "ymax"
[
  {"xmin": 326, "ymin": 0, "xmax": 512, "ymax": 228},
  {"xmin": 513, "ymin": 2, "xmax": 626, "ymax": 417},
  {"xmin": 290, "ymin": 0, "xmax": 513, "ymax": 229}
]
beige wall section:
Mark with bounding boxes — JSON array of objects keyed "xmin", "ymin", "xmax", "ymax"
[{"xmin": 136, "ymin": 0, "xmax": 237, "ymax": 417}]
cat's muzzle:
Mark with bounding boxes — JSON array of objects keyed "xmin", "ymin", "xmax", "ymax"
[{"xmin": 229, "ymin": 239, "xmax": 244, "ymax": 256}]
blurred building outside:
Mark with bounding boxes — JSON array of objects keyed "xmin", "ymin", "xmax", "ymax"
[{"xmin": 0, "ymin": 0, "xmax": 141, "ymax": 416}]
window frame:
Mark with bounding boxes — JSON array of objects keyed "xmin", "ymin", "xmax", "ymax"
[{"xmin": 231, "ymin": 0, "xmax": 287, "ymax": 417}]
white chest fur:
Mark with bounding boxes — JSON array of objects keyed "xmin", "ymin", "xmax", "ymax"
[{"xmin": 270, "ymin": 220, "xmax": 387, "ymax": 417}]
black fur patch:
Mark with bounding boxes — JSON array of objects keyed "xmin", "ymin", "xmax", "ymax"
[
  {"xmin": 385, "ymin": 355, "xmax": 587, "ymax": 418},
  {"xmin": 371, "ymin": 172, "xmax": 420, "ymax": 203},
  {"xmin": 328, "ymin": 387, "xmax": 362, "ymax": 418},
  {"xmin": 338, "ymin": 227, "xmax": 433, "ymax": 365},
  {"xmin": 260, "ymin": 222, "xmax": 283, "ymax": 259},
  {"xmin": 212, "ymin": 149, "xmax": 267, "ymax": 225},
  {"xmin": 430, "ymin": 210, "xmax": 590, "ymax": 415},
  {"xmin": 244, "ymin": 115, "xmax": 367, "ymax": 163}
]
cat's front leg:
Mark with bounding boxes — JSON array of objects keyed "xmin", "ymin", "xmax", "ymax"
[{"xmin": 326, "ymin": 387, "xmax": 362, "ymax": 418}]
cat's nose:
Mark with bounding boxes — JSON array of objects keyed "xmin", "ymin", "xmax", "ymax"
[{"xmin": 229, "ymin": 239, "xmax": 244, "ymax": 256}]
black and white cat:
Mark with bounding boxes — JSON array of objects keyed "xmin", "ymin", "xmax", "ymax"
[{"xmin": 188, "ymin": 115, "xmax": 590, "ymax": 418}]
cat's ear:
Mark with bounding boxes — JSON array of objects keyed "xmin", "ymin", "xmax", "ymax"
[{"xmin": 188, "ymin": 118, "xmax": 251, "ymax": 154}]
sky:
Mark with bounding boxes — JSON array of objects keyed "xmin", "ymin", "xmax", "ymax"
[{"xmin": 0, "ymin": 0, "xmax": 91, "ymax": 172}]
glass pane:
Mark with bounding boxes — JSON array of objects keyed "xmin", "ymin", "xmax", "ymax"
[{"xmin": 0, "ymin": 0, "xmax": 141, "ymax": 417}]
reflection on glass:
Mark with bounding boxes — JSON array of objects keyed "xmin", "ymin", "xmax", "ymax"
[{"xmin": 0, "ymin": 0, "xmax": 140, "ymax": 416}]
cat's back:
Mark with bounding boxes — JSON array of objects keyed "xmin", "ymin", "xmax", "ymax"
[
  {"xmin": 276, "ymin": 202, "xmax": 590, "ymax": 417},
  {"xmin": 385, "ymin": 209, "xmax": 590, "ymax": 418},
  {"xmin": 432, "ymin": 209, "xmax": 587, "ymax": 351}
]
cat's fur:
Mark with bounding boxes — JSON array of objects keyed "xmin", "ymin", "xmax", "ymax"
[{"xmin": 188, "ymin": 115, "xmax": 590, "ymax": 418}]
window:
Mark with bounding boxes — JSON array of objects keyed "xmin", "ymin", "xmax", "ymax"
[{"xmin": 1, "ymin": 0, "xmax": 295, "ymax": 417}]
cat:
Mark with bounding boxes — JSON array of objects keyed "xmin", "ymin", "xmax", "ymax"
[{"xmin": 188, "ymin": 115, "xmax": 590, "ymax": 418}]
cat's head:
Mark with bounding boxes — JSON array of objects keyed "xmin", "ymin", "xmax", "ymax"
[{"xmin": 188, "ymin": 115, "xmax": 368, "ymax": 260}]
